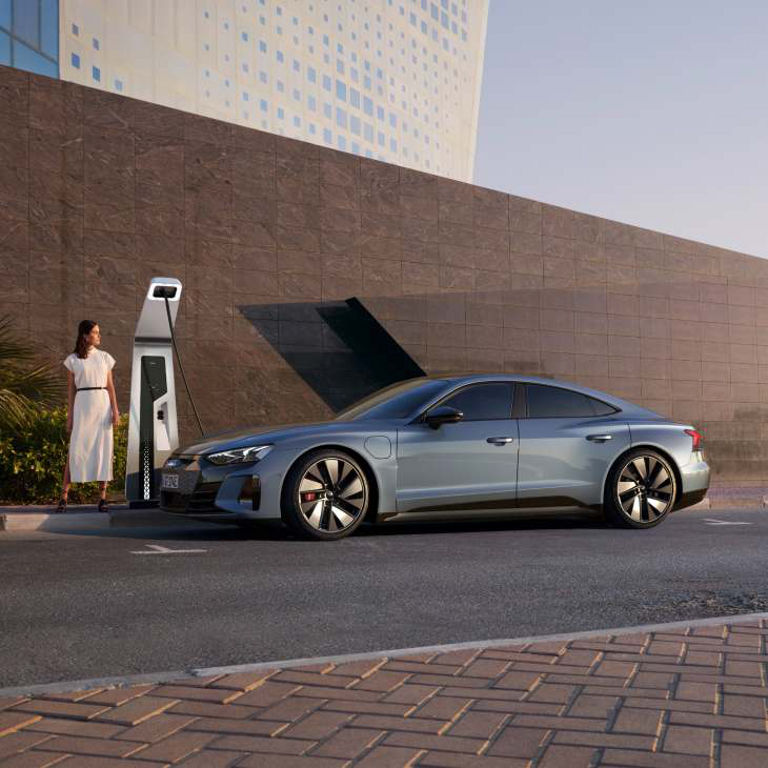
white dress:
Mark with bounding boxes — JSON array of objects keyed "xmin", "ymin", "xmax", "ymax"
[{"xmin": 63, "ymin": 349, "xmax": 116, "ymax": 482}]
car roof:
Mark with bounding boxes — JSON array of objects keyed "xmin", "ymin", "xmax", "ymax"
[{"xmin": 417, "ymin": 373, "xmax": 658, "ymax": 417}]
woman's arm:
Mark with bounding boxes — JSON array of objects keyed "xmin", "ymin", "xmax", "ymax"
[
  {"xmin": 66, "ymin": 370, "xmax": 75, "ymax": 433},
  {"xmin": 107, "ymin": 370, "xmax": 120, "ymax": 427}
]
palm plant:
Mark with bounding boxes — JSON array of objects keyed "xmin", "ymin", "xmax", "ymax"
[{"xmin": 0, "ymin": 315, "xmax": 64, "ymax": 432}]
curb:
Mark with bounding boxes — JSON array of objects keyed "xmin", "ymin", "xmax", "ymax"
[
  {"xmin": 2, "ymin": 610, "xmax": 767, "ymax": 698},
  {"xmin": 0, "ymin": 509, "xmax": 217, "ymax": 532}
]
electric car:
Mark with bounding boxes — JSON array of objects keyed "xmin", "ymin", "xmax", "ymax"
[{"xmin": 159, "ymin": 375, "xmax": 709, "ymax": 540}]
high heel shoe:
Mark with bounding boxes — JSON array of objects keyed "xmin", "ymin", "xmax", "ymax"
[
  {"xmin": 97, "ymin": 498, "xmax": 109, "ymax": 514},
  {"xmin": 55, "ymin": 497, "xmax": 67, "ymax": 514}
]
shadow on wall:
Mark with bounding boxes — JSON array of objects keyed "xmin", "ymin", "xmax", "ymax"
[{"xmin": 237, "ymin": 298, "xmax": 425, "ymax": 412}]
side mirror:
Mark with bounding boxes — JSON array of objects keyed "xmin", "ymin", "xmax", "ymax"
[{"xmin": 425, "ymin": 405, "xmax": 464, "ymax": 430}]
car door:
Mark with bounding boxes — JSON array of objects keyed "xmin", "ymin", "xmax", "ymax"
[
  {"xmin": 396, "ymin": 382, "xmax": 519, "ymax": 514},
  {"xmin": 516, "ymin": 383, "xmax": 630, "ymax": 509}
]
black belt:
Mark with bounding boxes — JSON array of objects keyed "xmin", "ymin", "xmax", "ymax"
[{"xmin": 76, "ymin": 387, "xmax": 106, "ymax": 392}]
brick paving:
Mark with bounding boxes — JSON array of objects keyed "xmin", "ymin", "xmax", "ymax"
[{"xmin": 2, "ymin": 621, "xmax": 768, "ymax": 766}]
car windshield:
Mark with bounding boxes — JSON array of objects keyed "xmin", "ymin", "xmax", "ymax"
[{"xmin": 335, "ymin": 379, "xmax": 449, "ymax": 421}]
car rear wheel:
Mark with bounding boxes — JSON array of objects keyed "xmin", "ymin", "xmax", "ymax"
[
  {"xmin": 605, "ymin": 449, "xmax": 677, "ymax": 529},
  {"xmin": 281, "ymin": 449, "xmax": 369, "ymax": 540}
]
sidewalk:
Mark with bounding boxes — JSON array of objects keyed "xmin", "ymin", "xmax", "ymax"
[{"xmin": 1, "ymin": 616, "xmax": 767, "ymax": 767}]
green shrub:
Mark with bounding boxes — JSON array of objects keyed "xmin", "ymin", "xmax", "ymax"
[{"xmin": 0, "ymin": 407, "xmax": 128, "ymax": 504}]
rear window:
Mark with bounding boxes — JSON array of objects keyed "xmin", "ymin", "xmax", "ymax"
[{"xmin": 526, "ymin": 384, "xmax": 616, "ymax": 418}]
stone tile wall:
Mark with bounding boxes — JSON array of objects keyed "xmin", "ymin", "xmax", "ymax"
[{"xmin": 2, "ymin": 65, "xmax": 768, "ymax": 481}]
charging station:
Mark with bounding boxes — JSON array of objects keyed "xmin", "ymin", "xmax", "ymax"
[{"xmin": 126, "ymin": 278, "xmax": 182, "ymax": 507}]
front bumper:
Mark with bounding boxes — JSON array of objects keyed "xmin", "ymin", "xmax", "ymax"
[{"xmin": 159, "ymin": 457, "xmax": 268, "ymax": 522}]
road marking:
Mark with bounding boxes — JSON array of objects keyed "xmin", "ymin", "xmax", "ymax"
[
  {"xmin": 703, "ymin": 518, "xmax": 753, "ymax": 526},
  {"xmin": 131, "ymin": 544, "xmax": 208, "ymax": 555}
]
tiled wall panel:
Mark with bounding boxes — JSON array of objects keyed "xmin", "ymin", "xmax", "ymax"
[{"xmin": 3, "ymin": 66, "xmax": 768, "ymax": 482}]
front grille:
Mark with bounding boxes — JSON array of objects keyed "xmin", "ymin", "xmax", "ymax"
[
  {"xmin": 160, "ymin": 471, "xmax": 226, "ymax": 515},
  {"xmin": 188, "ymin": 482, "xmax": 223, "ymax": 512}
]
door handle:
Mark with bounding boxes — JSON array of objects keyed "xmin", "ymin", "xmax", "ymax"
[
  {"xmin": 586, "ymin": 434, "xmax": 612, "ymax": 442},
  {"xmin": 487, "ymin": 437, "xmax": 514, "ymax": 445}
]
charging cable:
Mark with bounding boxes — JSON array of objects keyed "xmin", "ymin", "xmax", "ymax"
[{"xmin": 162, "ymin": 295, "xmax": 206, "ymax": 438}]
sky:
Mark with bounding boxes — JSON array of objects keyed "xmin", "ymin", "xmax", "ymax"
[{"xmin": 474, "ymin": 0, "xmax": 768, "ymax": 258}]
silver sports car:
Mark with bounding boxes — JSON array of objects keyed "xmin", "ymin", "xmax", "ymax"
[{"xmin": 160, "ymin": 375, "xmax": 710, "ymax": 540}]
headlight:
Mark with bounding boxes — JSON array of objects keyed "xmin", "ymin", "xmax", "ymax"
[{"xmin": 205, "ymin": 445, "xmax": 272, "ymax": 465}]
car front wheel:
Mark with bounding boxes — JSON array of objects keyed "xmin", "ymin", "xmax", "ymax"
[
  {"xmin": 281, "ymin": 449, "xmax": 369, "ymax": 540},
  {"xmin": 605, "ymin": 449, "xmax": 677, "ymax": 529}
]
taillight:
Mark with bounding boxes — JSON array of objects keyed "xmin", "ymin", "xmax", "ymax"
[{"xmin": 684, "ymin": 429, "xmax": 702, "ymax": 452}]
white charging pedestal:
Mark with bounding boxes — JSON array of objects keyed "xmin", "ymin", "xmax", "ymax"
[{"xmin": 125, "ymin": 278, "xmax": 182, "ymax": 508}]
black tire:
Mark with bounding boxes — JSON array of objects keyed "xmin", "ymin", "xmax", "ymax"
[
  {"xmin": 281, "ymin": 449, "xmax": 370, "ymax": 541},
  {"xmin": 604, "ymin": 449, "xmax": 677, "ymax": 529}
]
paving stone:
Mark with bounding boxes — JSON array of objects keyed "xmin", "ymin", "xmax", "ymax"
[
  {"xmin": 309, "ymin": 726, "xmax": 383, "ymax": 758},
  {"xmin": 25, "ymin": 718, "xmax": 125, "ymax": 739},
  {"xmin": 514, "ymin": 714, "xmax": 606, "ymax": 733},
  {"xmin": 381, "ymin": 685, "xmax": 438, "ymax": 705},
  {"xmin": 0, "ymin": 698, "xmax": 28, "ymax": 713},
  {"xmin": 208, "ymin": 734, "xmax": 314, "ymax": 755},
  {"xmin": 525, "ymin": 684, "xmax": 576, "ymax": 704},
  {"xmin": 352, "ymin": 745, "xmax": 423, "ymax": 766},
  {"xmin": 419, "ymin": 753, "xmax": 526, "ymax": 767},
  {"xmin": 600, "ymin": 748, "xmax": 710, "ymax": 767},
  {"xmin": 54, "ymin": 756, "xmax": 160, "ymax": 767},
  {"xmin": 382, "ymin": 730, "xmax": 485, "ymax": 754},
  {"xmin": 662, "ymin": 725, "xmax": 712, "ymax": 756},
  {"xmin": 280, "ymin": 711, "xmax": 353, "ymax": 739},
  {"xmin": 485, "ymin": 726, "xmax": 548, "ymax": 758},
  {"xmin": 536, "ymin": 744, "xmax": 597, "ymax": 768},
  {"xmin": 234, "ymin": 682, "xmax": 304, "ymax": 707},
  {"xmin": 271, "ymin": 671, "xmax": 360, "ymax": 689},
  {"xmin": 321, "ymin": 700, "xmax": 413, "ymax": 717},
  {"xmin": 130, "ymin": 730, "xmax": 215, "ymax": 762},
  {"xmin": 471, "ymin": 700, "xmax": 562, "ymax": 716},
  {"xmin": 39, "ymin": 691, "xmax": 102, "ymax": 703},
  {"xmin": 552, "ymin": 729, "xmax": 654, "ymax": 749},
  {"xmin": 0, "ymin": 731, "xmax": 54, "ymax": 759},
  {"xmin": 669, "ymin": 710, "xmax": 765, "ymax": 731},
  {"xmin": 0, "ymin": 753, "xmax": 71, "ymax": 767},
  {"xmin": 493, "ymin": 671, "xmax": 541, "ymax": 690},
  {"xmin": 11, "ymin": 701, "xmax": 107, "ymax": 722},
  {"xmin": 722, "ymin": 693, "xmax": 766, "ymax": 717},
  {"xmin": 460, "ymin": 660, "xmax": 510, "ymax": 679},
  {"xmin": 433, "ymin": 650, "xmax": 481, "ymax": 666},
  {"xmin": 332, "ymin": 660, "xmax": 386, "ymax": 678},
  {"xmin": 95, "ymin": 696, "xmax": 179, "ymax": 726},
  {"xmin": 409, "ymin": 696, "xmax": 471, "ymax": 720},
  {"xmin": 176, "ymin": 749, "xmax": 247, "ymax": 767},
  {"xmin": 237, "ymin": 756, "xmax": 347, "ymax": 768},
  {"xmin": 351, "ymin": 715, "xmax": 442, "ymax": 734},
  {"xmin": 207, "ymin": 669, "xmax": 278, "ymax": 691},
  {"xmin": 0, "ymin": 712, "xmax": 43, "ymax": 736},
  {"xmin": 445, "ymin": 711, "xmax": 507, "ymax": 739},
  {"xmin": 405, "ymin": 674, "xmax": 489, "ymax": 688},
  {"xmin": 169, "ymin": 701, "xmax": 259, "ymax": 719},
  {"xmin": 114, "ymin": 712, "xmax": 198, "ymax": 743},
  {"xmin": 256, "ymin": 696, "xmax": 325, "ymax": 722},
  {"xmin": 151, "ymin": 685, "xmax": 240, "ymax": 703},
  {"xmin": 81, "ymin": 685, "xmax": 156, "ymax": 707},
  {"xmin": 382, "ymin": 662, "xmax": 461, "ymax": 676},
  {"xmin": 353, "ymin": 671, "xmax": 411, "ymax": 692},
  {"xmin": 35, "ymin": 734, "xmax": 144, "ymax": 758},
  {"xmin": 611, "ymin": 706, "xmax": 662, "ymax": 735},
  {"xmin": 186, "ymin": 716, "xmax": 286, "ymax": 736},
  {"xmin": 567, "ymin": 694, "xmax": 618, "ymax": 718}
]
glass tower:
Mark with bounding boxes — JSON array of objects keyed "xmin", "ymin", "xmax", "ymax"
[
  {"xmin": 0, "ymin": 0, "xmax": 59, "ymax": 77},
  {"xmin": 58, "ymin": 0, "xmax": 488, "ymax": 182}
]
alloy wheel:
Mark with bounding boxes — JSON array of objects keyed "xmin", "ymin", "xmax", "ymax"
[
  {"xmin": 616, "ymin": 455, "xmax": 674, "ymax": 523},
  {"xmin": 297, "ymin": 458, "xmax": 367, "ymax": 533}
]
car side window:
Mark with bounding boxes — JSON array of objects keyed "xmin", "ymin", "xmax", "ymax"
[
  {"xmin": 526, "ymin": 384, "xmax": 599, "ymax": 418},
  {"xmin": 438, "ymin": 383, "xmax": 513, "ymax": 421}
]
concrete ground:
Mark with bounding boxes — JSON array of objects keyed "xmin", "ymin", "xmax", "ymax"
[{"xmin": 1, "ymin": 615, "xmax": 766, "ymax": 767}]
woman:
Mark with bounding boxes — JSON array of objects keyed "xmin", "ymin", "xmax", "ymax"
[{"xmin": 57, "ymin": 320, "xmax": 120, "ymax": 513}]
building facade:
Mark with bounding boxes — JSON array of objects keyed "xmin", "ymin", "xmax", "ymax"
[
  {"xmin": 56, "ymin": 0, "xmax": 488, "ymax": 181},
  {"xmin": 2, "ymin": 66, "xmax": 768, "ymax": 483},
  {"xmin": 0, "ymin": 0, "xmax": 59, "ymax": 77}
]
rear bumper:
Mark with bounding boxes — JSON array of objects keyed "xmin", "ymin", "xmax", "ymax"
[{"xmin": 675, "ymin": 454, "xmax": 710, "ymax": 510}]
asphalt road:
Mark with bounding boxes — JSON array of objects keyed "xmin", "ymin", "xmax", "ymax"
[{"xmin": 1, "ymin": 506, "xmax": 767, "ymax": 689}]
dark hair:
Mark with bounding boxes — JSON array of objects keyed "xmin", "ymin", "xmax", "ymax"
[{"xmin": 74, "ymin": 320, "xmax": 98, "ymax": 359}]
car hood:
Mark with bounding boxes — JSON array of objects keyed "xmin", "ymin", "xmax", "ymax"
[{"xmin": 177, "ymin": 419, "xmax": 377, "ymax": 456}]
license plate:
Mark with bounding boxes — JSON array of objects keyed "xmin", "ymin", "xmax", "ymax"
[{"xmin": 162, "ymin": 473, "xmax": 179, "ymax": 489}]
